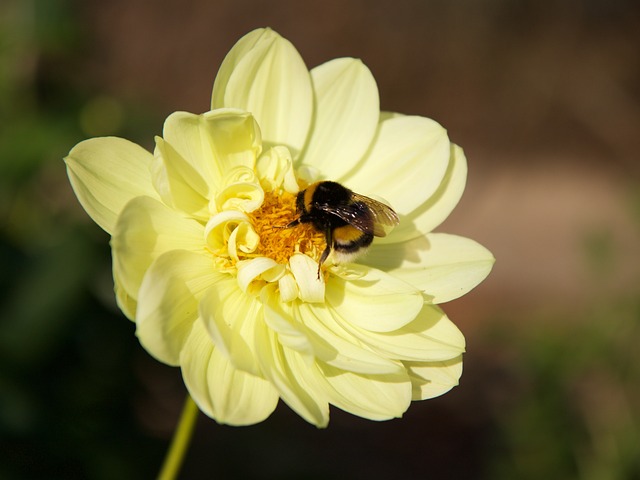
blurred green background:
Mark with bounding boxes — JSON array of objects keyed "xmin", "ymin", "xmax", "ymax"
[{"xmin": 1, "ymin": 0, "xmax": 639, "ymax": 478}]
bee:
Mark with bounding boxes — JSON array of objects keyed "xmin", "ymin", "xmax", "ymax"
[{"xmin": 286, "ymin": 181, "xmax": 399, "ymax": 276}]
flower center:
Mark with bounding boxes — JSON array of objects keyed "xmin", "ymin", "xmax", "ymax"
[{"xmin": 248, "ymin": 191, "xmax": 325, "ymax": 265}]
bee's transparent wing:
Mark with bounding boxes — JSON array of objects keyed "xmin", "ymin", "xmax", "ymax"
[{"xmin": 319, "ymin": 194, "xmax": 399, "ymax": 237}]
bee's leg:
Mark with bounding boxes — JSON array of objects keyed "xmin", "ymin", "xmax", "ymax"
[
  {"xmin": 317, "ymin": 229, "xmax": 333, "ymax": 279},
  {"xmin": 283, "ymin": 217, "xmax": 301, "ymax": 228},
  {"xmin": 274, "ymin": 217, "xmax": 301, "ymax": 229}
]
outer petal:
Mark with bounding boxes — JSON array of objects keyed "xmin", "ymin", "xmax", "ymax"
[
  {"xmin": 341, "ymin": 115, "xmax": 450, "ymax": 216},
  {"xmin": 114, "ymin": 269, "xmax": 137, "ymax": 321},
  {"xmin": 65, "ymin": 137, "xmax": 159, "ymax": 234},
  {"xmin": 340, "ymin": 303, "xmax": 466, "ymax": 362},
  {"xmin": 382, "ymin": 143, "xmax": 467, "ymax": 243},
  {"xmin": 180, "ymin": 319, "xmax": 279, "ymax": 426},
  {"xmin": 135, "ymin": 250, "xmax": 223, "ymax": 366},
  {"xmin": 111, "ymin": 196, "xmax": 205, "ymax": 300},
  {"xmin": 301, "ymin": 58, "xmax": 379, "ymax": 178},
  {"xmin": 326, "ymin": 265, "xmax": 423, "ymax": 332},
  {"xmin": 152, "ymin": 110, "xmax": 262, "ymax": 220},
  {"xmin": 212, "ymin": 28, "xmax": 313, "ymax": 155},
  {"xmin": 160, "ymin": 110, "xmax": 262, "ymax": 193},
  {"xmin": 362, "ymin": 233, "xmax": 495, "ymax": 303},
  {"xmin": 406, "ymin": 355, "xmax": 464, "ymax": 400},
  {"xmin": 254, "ymin": 321, "xmax": 330, "ymax": 427},
  {"xmin": 199, "ymin": 276, "xmax": 263, "ymax": 376},
  {"xmin": 296, "ymin": 302, "xmax": 404, "ymax": 374},
  {"xmin": 316, "ymin": 363, "xmax": 412, "ymax": 420}
]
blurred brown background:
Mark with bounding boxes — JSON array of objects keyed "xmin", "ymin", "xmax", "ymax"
[{"xmin": 1, "ymin": 0, "xmax": 639, "ymax": 478}]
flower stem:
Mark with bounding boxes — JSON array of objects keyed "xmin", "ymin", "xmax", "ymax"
[{"xmin": 157, "ymin": 394, "xmax": 199, "ymax": 480}]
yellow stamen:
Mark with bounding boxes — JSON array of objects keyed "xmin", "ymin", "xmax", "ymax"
[{"xmin": 248, "ymin": 191, "xmax": 325, "ymax": 265}]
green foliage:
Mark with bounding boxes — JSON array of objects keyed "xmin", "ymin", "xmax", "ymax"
[
  {"xmin": 0, "ymin": 1, "xmax": 165, "ymax": 478},
  {"xmin": 488, "ymin": 297, "xmax": 640, "ymax": 480}
]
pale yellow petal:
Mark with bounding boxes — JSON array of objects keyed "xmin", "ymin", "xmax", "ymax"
[
  {"xmin": 199, "ymin": 275, "xmax": 262, "ymax": 376},
  {"xmin": 254, "ymin": 321, "xmax": 330, "ymax": 427},
  {"xmin": 302, "ymin": 58, "xmax": 379, "ymax": 178},
  {"xmin": 289, "ymin": 253, "xmax": 325, "ymax": 303},
  {"xmin": 297, "ymin": 302, "xmax": 403, "ymax": 374},
  {"xmin": 204, "ymin": 210, "xmax": 251, "ymax": 252},
  {"xmin": 406, "ymin": 355, "xmax": 463, "ymax": 400},
  {"xmin": 214, "ymin": 166, "xmax": 264, "ymax": 213},
  {"xmin": 111, "ymin": 196, "xmax": 205, "ymax": 300},
  {"xmin": 180, "ymin": 319, "xmax": 278, "ymax": 425},
  {"xmin": 382, "ymin": 143, "xmax": 468, "ymax": 243},
  {"xmin": 212, "ymin": 28, "xmax": 313, "ymax": 154},
  {"xmin": 65, "ymin": 137, "xmax": 159, "ymax": 234},
  {"xmin": 261, "ymin": 285, "xmax": 314, "ymax": 355},
  {"xmin": 256, "ymin": 146, "xmax": 299, "ymax": 193},
  {"xmin": 363, "ymin": 233, "xmax": 495, "ymax": 303},
  {"xmin": 326, "ymin": 265, "xmax": 422, "ymax": 332},
  {"xmin": 135, "ymin": 250, "xmax": 223, "ymax": 366},
  {"xmin": 341, "ymin": 115, "xmax": 450, "ymax": 217},
  {"xmin": 152, "ymin": 136, "xmax": 209, "ymax": 220},
  {"xmin": 236, "ymin": 257, "xmax": 281, "ymax": 293},
  {"xmin": 113, "ymin": 268, "xmax": 136, "ymax": 321},
  {"xmin": 278, "ymin": 272, "xmax": 299, "ymax": 303},
  {"xmin": 162, "ymin": 110, "xmax": 261, "ymax": 192},
  {"xmin": 340, "ymin": 303, "xmax": 466, "ymax": 362},
  {"xmin": 317, "ymin": 363, "xmax": 412, "ymax": 420}
]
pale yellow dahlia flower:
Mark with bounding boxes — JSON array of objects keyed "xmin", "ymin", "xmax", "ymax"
[{"xmin": 65, "ymin": 28, "xmax": 494, "ymax": 427}]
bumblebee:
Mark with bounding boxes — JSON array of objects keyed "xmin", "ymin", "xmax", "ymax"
[{"xmin": 287, "ymin": 181, "xmax": 399, "ymax": 275}]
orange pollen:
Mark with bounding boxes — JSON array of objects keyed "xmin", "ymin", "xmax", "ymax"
[{"xmin": 248, "ymin": 191, "xmax": 325, "ymax": 265}]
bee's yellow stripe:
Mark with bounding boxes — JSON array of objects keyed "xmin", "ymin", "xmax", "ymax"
[{"xmin": 333, "ymin": 225, "xmax": 363, "ymax": 243}]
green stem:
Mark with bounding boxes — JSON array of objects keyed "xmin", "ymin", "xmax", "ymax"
[{"xmin": 157, "ymin": 395, "xmax": 199, "ymax": 480}]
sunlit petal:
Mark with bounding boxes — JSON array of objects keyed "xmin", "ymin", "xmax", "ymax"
[
  {"xmin": 326, "ymin": 265, "xmax": 423, "ymax": 332},
  {"xmin": 135, "ymin": 250, "xmax": 223, "ymax": 366},
  {"xmin": 406, "ymin": 355, "xmax": 464, "ymax": 400},
  {"xmin": 341, "ymin": 303, "xmax": 466, "ymax": 362},
  {"xmin": 111, "ymin": 196, "xmax": 205, "ymax": 300},
  {"xmin": 65, "ymin": 137, "xmax": 159, "ymax": 234},
  {"xmin": 382, "ymin": 143, "xmax": 468, "ymax": 243},
  {"xmin": 199, "ymin": 278, "xmax": 262, "ymax": 376},
  {"xmin": 180, "ymin": 319, "xmax": 279, "ymax": 425},
  {"xmin": 341, "ymin": 115, "xmax": 450, "ymax": 216},
  {"xmin": 362, "ymin": 233, "xmax": 495, "ymax": 303},
  {"xmin": 302, "ymin": 58, "xmax": 379, "ymax": 178},
  {"xmin": 254, "ymin": 321, "xmax": 330, "ymax": 427},
  {"xmin": 317, "ymin": 363, "xmax": 412, "ymax": 420},
  {"xmin": 212, "ymin": 28, "xmax": 313, "ymax": 155}
]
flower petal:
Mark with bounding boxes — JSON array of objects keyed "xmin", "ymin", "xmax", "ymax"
[
  {"xmin": 236, "ymin": 257, "xmax": 282, "ymax": 293},
  {"xmin": 326, "ymin": 265, "xmax": 422, "ymax": 332},
  {"xmin": 406, "ymin": 355, "xmax": 463, "ymax": 400},
  {"xmin": 135, "ymin": 250, "xmax": 223, "ymax": 366},
  {"xmin": 212, "ymin": 28, "xmax": 313, "ymax": 155},
  {"xmin": 254, "ymin": 321, "xmax": 330, "ymax": 427},
  {"xmin": 65, "ymin": 137, "xmax": 159, "ymax": 234},
  {"xmin": 289, "ymin": 253, "xmax": 325, "ymax": 303},
  {"xmin": 317, "ymin": 363, "xmax": 412, "ymax": 420},
  {"xmin": 111, "ymin": 196, "xmax": 205, "ymax": 300},
  {"xmin": 199, "ymin": 276, "xmax": 262, "ymax": 376},
  {"xmin": 180, "ymin": 318, "xmax": 279, "ymax": 425},
  {"xmin": 152, "ymin": 136, "xmax": 210, "ymax": 220},
  {"xmin": 113, "ymin": 268, "xmax": 136, "ymax": 321},
  {"xmin": 363, "ymin": 233, "xmax": 495, "ymax": 303},
  {"xmin": 341, "ymin": 115, "xmax": 450, "ymax": 217},
  {"xmin": 341, "ymin": 303, "xmax": 466, "ymax": 362},
  {"xmin": 297, "ymin": 302, "xmax": 404, "ymax": 374},
  {"xmin": 160, "ymin": 110, "xmax": 262, "ymax": 193},
  {"xmin": 382, "ymin": 143, "xmax": 467, "ymax": 243},
  {"xmin": 301, "ymin": 58, "xmax": 379, "ymax": 178}
]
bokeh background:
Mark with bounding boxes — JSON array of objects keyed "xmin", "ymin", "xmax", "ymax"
[{"xmin": 2, "ymin": 0, "xmax": 639, "ymax": 478}]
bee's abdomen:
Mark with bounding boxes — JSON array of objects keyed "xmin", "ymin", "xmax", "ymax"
[{"xmin": 333, "ymin": 225, "xmax": 373, "ymax": 252}]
